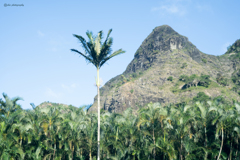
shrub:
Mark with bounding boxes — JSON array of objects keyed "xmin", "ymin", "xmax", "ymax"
[
  {"xmin": 181, "ymin": 63, "xmax": 187, "ymax": 69},
  {"xmin": 167, "ymin": 76, "xmax": 173, "ymax": 81},
  {"xmin": 213, "ymin": 96, "xmax": 228, "ymax": 105},
  {"xmin": 116, "ymin": 81, "xmax": 122, "ymax": 88},
  {"xmin": 198, "ymin": 74, "xmax": 211, "ymax": 87},
  {"xmin": 130, "ymin": 89, "xmax": 134, "ymax": 94},
  {"xmin": 179, "ymin": 74, "xmax": 211, "ymax": 89},
  {"xmin": 216, "ymin": 73, "xmax": 228, "ymax": 86},
  {"xmin": 202, "ymin": 59, "xmax": 207, "ymax": 63},
  {"xmin": 132, "ymin": 73, "xmax": 138, "ymax": 78},
  {"xmin": 171, "ymin": 87, "xmax": 178, "ymax": 93},
  {"xmin": 193, "ymin": 92, "xmax": 210, "ymax": 103},
  {"xmin": 121, "ymin": 75, "xmax": 127, "ymax": 83},
  {"xmin": 179, "ymin": 75, "xmax": 188, "ymax": 81}
]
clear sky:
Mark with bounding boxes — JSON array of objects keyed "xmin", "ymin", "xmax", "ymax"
[{"xmin": 1, "ymin": 0, "xmax": 240, "ymax": 109}]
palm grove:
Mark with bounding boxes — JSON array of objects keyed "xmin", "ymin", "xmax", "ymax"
[
  {"xmin": 1, "ymin": 31, "xmax": 240, "ymax": 159},
  {"xmin": 1, "ymin": 92, "xmax": 240, "ymax": 159}
]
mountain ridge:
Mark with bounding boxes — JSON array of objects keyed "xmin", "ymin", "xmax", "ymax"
[{"xmin": 88, "ymin": 25, "xmax": 240, "ymax": 113}]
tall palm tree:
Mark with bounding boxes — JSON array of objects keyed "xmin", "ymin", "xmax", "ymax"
[{"xmin": 71, "ymin": 29, "xmax": 125, "ymax": 160}]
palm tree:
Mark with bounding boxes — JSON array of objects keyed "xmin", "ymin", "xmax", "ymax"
[
  {"xmin": 194, "ymin": 101, "xmax": 213, "ymax": 160},
  {"xmin": 169, "ymin": 104, "xmax": 194, "ymax": 160},
  {"xmin": 84, "ymin": 113, "xmax": 97, "ymax": 160},
  {"xmin": 209, "ymin": 100, "xmax": 234, "ymax": 160},
  {"xmin": 137, "ymin": 102, "xmax": 162, "ymax": 160},
  {"xmin": 71, "ymin": 29, "xmax": 125, "ymax": 160},
  {"xmin": 0, "ymin": 93, "xmax": 23, "ymax": 120},
  {"xmin": 233, "ymin": 103, "xmax": 240, "ymax": 159}
]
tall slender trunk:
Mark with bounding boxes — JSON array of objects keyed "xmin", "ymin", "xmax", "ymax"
[
  {"xmin": 204, "ymin": 126, "xmax": 208, "ymax": 160},
  {"xmin": 229, "ymin": 135, "xmax": 233, "ymax": 160},
  {"xmin": 53, "ymin": 142, "xmax": 56, "ymax": 160},
  {"xmin": 20, "ymin": 136, "xmax": 22, "ymax": 146},
  {"xmin": 81, "ymin": 148, "xmax": 83, "ymax": 160},
  {"xmin": 72, "ymin": 145, "xmax": 74, "ymax": 160},
  {"xmin": 153, "ymin": 127, "xmax": 155, "ymax": 160},
  {"xmin": 236, "ymin": 138, "xmax": 238, "ymax": 159},
  {"xmin": 97, "ymin": 67, "xmax": 101, "ymax": 160},
  {"xmin": 180, "ymin": 137, "xmax": 183, "ymax": 160},
  {"xmin": 89, "ymin": 149, "xmax": 92, "ymax": 160},
  {"xmin": 217, "ymin": 127, "xmax": 224, "ymax": 160}
]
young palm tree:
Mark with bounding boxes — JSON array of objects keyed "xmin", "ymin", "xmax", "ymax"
[
  {"xmin": 209, "ymin": 100, "xmax": 234, "ymax": 160},
  {"xmin": 71, "ymin": 29, "xmax": 125, "ymax": 160},
  {"xmin": 138, "ymin": 102, "xmax": 162, "ymax": 160},
  {"xmin": 194, "ymin": 101, "xmax": 212, "ymax": 160}
]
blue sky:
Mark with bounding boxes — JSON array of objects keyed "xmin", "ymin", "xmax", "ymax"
[{"xmin": 1, "ymin": 0, "xmax": 240, "ymax": 109}]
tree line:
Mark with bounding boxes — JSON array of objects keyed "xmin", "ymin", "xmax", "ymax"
[{"xmin": 1, "ymin": 93, "xmax": 240, "ymax": 160}]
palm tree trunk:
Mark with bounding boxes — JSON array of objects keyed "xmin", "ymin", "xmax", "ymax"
[
  {"xmin": 53, "ymin": 142, "xmax": 56, "ymax": 160},
  {"xmin": 90, "ymin": 149, "xmax": 92, "ymax": 160},
  {"xmin": 81, "ymin": 148, "xmax": 83, "ymax": 159},
  {"xmin": 20, "ymin": 136, "xmax": 22, "ymax": 146},
  {"xmin": 153, "ymin": 127, "xmax": 155, "ymax": 160},
  {"xmin": 97, "ymin": 67, "xmax": 101, "ymax": 160},
  {"xmin": 229, "ymin": 137, "xmax": 233, "ymax": 160},
  {"xmin": 72, "ymin": 145, "xmax": 74, "ymax": 160},
  {"xmin": 180, "ymin": 137, "xmax": 183, "ymax": 160},
  {"xmin": 217, "ymin": 127, "xmax": 224, "ymax": 160},
  {"xmin": 236, "ymin": 138, "xmax": 238, "ymax": 159},
  {"xmin": 204, "ymin": 126, "xmax": 208, "ymax": 160}
]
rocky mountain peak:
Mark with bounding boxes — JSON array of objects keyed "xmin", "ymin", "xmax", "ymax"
[
  {"xmin": 88, "ymin": 25, "xmax": 240, "ymax": 114},
  {"xmin": 124, "ymin": 25, "xmax": 201, "ymax": 75}
]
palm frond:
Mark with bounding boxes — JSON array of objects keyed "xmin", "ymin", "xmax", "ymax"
[
  {"xmin": 100, "ymin": 49, "xmax": 125, "ymax": 67},
  {"xmin": 72, "ymin": 34, "xmax": 91, "ymax": 55},
  {"xmin": 70, "ymin": 49, "xmax": 95, "ymax": 66},
  {"xmin": 95, "ymin": 30, "xmax": 103, "ymax": 56},
  {"xmin": 86, "ymin": 31, "xmax": 94, "ymax": 43}
]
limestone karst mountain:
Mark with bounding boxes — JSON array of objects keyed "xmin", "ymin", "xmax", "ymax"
[{"xmin": 88, "ymin": 25, "xmax": 240, "ymax": 113}]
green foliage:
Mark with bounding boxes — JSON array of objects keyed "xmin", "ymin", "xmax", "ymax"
[
  {"xmin": 179, "ymin": 74, "xmax": 211, "ymax": 89},
  {"xmin": 171, "ymin": 87, "xmax": 178, "ymax": 93},
  {"xmin": 213, "ymin": 96, "xmax": 229, "ymax": 105},
  {"xmin": 1, "ymin": 92, "xmax": 240, "ymax": 160},
  {"xmin": 71, "ymin": 29, "xmax": 125, "ymax": 69},
  {"xmin": 179, "ymin": 75, "xmax": 188, "ymax": 81},
  {"xmin": 227, "ymin": 45, "xmax": 231, "ymax": 50},
  {"xmin": 167, "ymin": 76, "xmax": 173, "ymax": 81},
  {"xmin": 193, "ymin": 92, "xmax": 210, "ymax": 103},
  {"xmin": 199, "ymin": 74, "xmax": 211, "ymax": 87},
  {"xmin": 231, "ymin": 69, "xmax": 240, "ymax": 94},
  {"xmin": 131, "ymin": 72, "xmax": 138, "ymax": 78},
  {"xmin": 116, "ymin": 81, "xmax": 123, "ymax": 88},
  {"xmin": 216, "ymin": 73, "xmax": 228, "ymax": 86},
  {"xmin": 226, "ymin": 39, "xmax": 240, "ymax": 59},
  {"xmin": 181, "ymin": 62, "xmax": 188, "ymax": 69},
  {"xmin": 130, "ymin": 89, "xmax": 134, "ymax": 94},
  {"xmin": 202, "ymin": 58, "xmax": 207, "ymax": 63},
  {"xmin": 121, "ymin": 74, "xmax": 127, "ymax": 83}
]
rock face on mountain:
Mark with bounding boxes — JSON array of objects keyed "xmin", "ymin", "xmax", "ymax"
[{"xmin": 89, "ymin": 25, "xmax": 240, "ymax": 113}]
